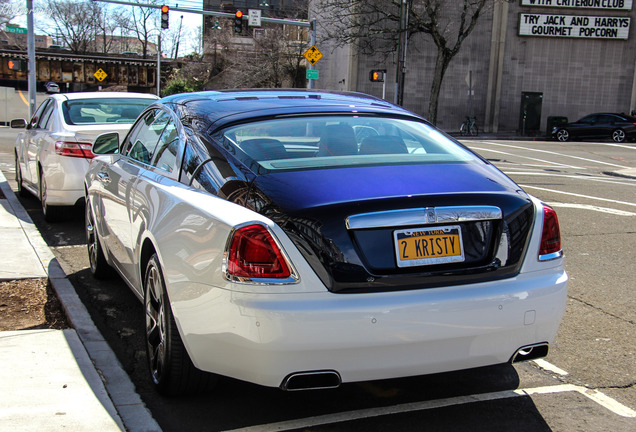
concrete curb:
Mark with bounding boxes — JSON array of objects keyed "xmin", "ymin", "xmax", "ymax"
[{"xmin": 0, "ymin": 171, "xmax": 161, "ymax": 432}]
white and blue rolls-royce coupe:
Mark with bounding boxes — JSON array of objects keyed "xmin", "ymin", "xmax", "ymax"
[{"xmin": 85, "ymin": 90, "xmax": 567, "ymax": 396}]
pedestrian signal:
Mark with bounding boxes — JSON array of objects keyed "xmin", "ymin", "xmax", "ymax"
[
  {"xmin": 8, "ymin": 59, "xmax": 25, "ymax": 72},
  {"xmin": 369, "ymin": 69, "xmax": 386, "ymax": 82}
]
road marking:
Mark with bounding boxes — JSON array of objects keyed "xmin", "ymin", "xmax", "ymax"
[
  {"xmin": 502, "ymin": 171, "xmax": 636, "ymax": 186},
  {"xmin": 471, "ymin": 146, "xmax": 583, "ymax": 169},
  {"xmin": 221, "ymin": 384, "xmax": 635, "ymax": 432},
  {"xmin": 549, "ymin": 202, "xmax": 636, "ymax": 216},
  {"xmin": 533, "ymin": 359, "xmax": 569, "ymax": 376},
  {"xmin": 17, "ymin": 90, "xmax": 28, "ymax": 106},
  {"xmin": 519, "ymin": 185, "xmax": 636, "ymax": 208},
  {"xmin": 480, "ymin": 141, "xmax": 629, "ymax": 169}
]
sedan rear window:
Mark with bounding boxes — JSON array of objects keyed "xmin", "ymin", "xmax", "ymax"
[
  {"xmin": 221, "ymin": 116, "xmax": 480, "ymax": 172},
  {"xmin": 62, "ymin": 98, "xmax": 154, "ymax": 125}
]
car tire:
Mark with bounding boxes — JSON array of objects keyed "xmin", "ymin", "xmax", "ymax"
[
  {"xmin": 556, "ymin": 129, "xmax": 570, "ymax": 142},
  {"xmin": 14, "ymin": 153, "xmax": 30, "ymax": 198},
  {"xmin": 612, "ymin": 129, "xmax": 626, "ymax": 143},
  {"xmin": 144, "ymin": 254, "xmax": 218, "ymax": 396},
  {"xmin": 38, "ymin": 168, "xmax": 63, "ymax": 222},
  {"xmin": 85, "ymin": 199, "xmax": 113, "ymax": 279}
]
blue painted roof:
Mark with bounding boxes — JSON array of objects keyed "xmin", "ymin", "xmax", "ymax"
[{"xmin": 159, "ymin": 89, "xmax": 422, "ymax": 131}]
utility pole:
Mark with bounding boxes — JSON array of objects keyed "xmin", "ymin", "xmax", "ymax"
[
  {"xmin": 307, "ymin": 19, "xmax": 316, "ymax": 90},
  {"xmin": 174, "ymin": 15, "xmax": 183, "ymax": 60},
  {"xmin": 394, "ymin": 0, "xmax": 408, "ymax": 106},
  {"xmin": 157, "ymin": 34, "xmax": 161, "ymax": 96},
  {"xmin": 26, "ymin": 0, "xmax": 36, "ymax": 117}
]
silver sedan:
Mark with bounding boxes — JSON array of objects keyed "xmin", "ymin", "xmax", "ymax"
[{"xmin": 13, "ymin": 91, "xmax": 158, "ymax": 221}]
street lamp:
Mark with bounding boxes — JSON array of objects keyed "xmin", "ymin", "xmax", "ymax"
[{"xmin": 259, "ymin": 1, "xmax": 269, "ymax": 6}]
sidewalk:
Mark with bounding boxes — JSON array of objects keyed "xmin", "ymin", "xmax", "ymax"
[{"xmin": 0, "ymin": 170, "xmax": 161, "ymax": 432}]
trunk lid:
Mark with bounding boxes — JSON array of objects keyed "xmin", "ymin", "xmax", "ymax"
[{"xmin": 250, "ymin": 163, "xmax": 534, "ymax": 293}]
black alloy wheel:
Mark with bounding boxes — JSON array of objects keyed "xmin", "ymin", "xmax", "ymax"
[{"xmin": 144, "ymin": 254, "xmax": 217, "ymax": 396}]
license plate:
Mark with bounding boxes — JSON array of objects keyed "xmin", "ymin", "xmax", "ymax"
[{"xmin": 394, "ymin": 225, "xmax": 464, "ymax": 268}]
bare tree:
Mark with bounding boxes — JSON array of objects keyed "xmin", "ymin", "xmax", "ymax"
[
  {"xmin": 115, "ymin": 0, "xmax": 160, "ymax": 58},
  {"xmin": 47, "ymin": 0, "xmax": 102, "ymax": 54},
  {"xmin": 206, "ymin": 24, "xmax": 307, "ymax": 89},
  {"xmin": 94, "ymin": 5, "xmax": 118, "ymax": 54},
  {"xmin": 317, "ymin": 0, "xmax": 504, "ymax": 125},
  {"xmin": 0, "ymin": 0, "xmax": 17, "ymax": 27}
]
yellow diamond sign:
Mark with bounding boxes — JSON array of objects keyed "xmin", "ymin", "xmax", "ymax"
[
  {"xmin": 303, "ymin": 45, "xmax": 323, "ymax": 66},
  {"xmin": 94, "ymin": 68, "xmax": 108, "ymax": 82}
]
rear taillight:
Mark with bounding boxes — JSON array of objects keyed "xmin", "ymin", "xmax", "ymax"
[
  {"xmin": 55, "ymin": 141, "xmax": 95, "ymax": 159},
  {"xmin": 539, "ymin": 204, "xmax": 562, "ymax": 261},
  {"xmin": 226, "ymin": 224, "xmax": 292, "ymax": 279}
]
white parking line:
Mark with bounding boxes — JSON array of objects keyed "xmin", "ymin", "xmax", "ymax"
[
  {"xmin": 471, "ymin": 146, "xmax": 583, "ymax": 169},
  {"xmin": 533, "ymin": 359, "xmax": 569, "ymax": 376},
  {"xmin": 502, "ymin": 171, "xmax": 636, "ymax": 186},
  {"xmin": 221, "ymin": 384, "xmax": 636, "ymax": 432},
  {"xmin": 480, "ymin": 141, "xmax": 629, "ymax": 169},
  {"xmin": 549, "ymin": 202, "xmax": 636, "ymax": 216},
  {"xmin": 519, "ymin": 185, "xmax": 636, "ymax": 208}
]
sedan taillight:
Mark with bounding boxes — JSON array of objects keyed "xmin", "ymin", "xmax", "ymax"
[
  {"xmin": 539, "ymin": 204, "xmax": 562, "ymax": 261},
  {"xmin": 55, "ymin": 141, "xmax": 95, "ymax": 159},
  {"xmin": 226, "ymin": 224, "xmax": 291, "ymax": 279}
]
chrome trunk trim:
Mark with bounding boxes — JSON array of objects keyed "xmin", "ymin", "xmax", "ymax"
[{"xmin": 345, "ymin": 205, "xmax": 502, "ymax": 230}]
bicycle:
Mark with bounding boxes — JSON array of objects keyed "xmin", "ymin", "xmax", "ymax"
[{"xmin": 459, "ymin": 116, "xmax": 478, "ymax": 136}]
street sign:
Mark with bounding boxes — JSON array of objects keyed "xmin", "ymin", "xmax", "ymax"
[
  {"xmin": 303, "ymin": 45, "xmax": 323, "ymax": 66},
  {"xmin": 6, "ymin": 26, "xmax": 27, "ymax": 34},
  {"xmin": 248, "ymin": 9, "xmax": 262, "ymax": 27},
  {"xmin": 306, "ymin": 69, "xmax": 319, "ymax": 80},
  {"xmin": 94, "ymin": 68, "xmax": 108, "ymax": 82}
]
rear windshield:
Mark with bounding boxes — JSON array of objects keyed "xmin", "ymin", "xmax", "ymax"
[
  {"xmin": 220, "ymin": 115, "xmax": 480, "ymax": 172},
  {"xmin": 62, "ymin": 98, "xmax": 154, "ymax": 125}
]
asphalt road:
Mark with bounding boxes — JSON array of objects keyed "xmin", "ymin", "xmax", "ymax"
[{"xmin": 1, "ymin": 130, "xmax": 634, "ymax": 432}]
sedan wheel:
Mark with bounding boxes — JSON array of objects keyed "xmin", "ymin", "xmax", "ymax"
[
  {"xmin": 556, "ymin": 129, "xmax": 570, "ymax": 142},
  {"xmin": 85, "ymin": 200, "xmax": 112, "ymax": 279},
  {"xmin": 144, "ymin": 254, "xmax": 217, "ymax": 396},
  {"xmin": 14, "ymin": 153, "xmax": 29, "ymax": 198},
  {"xmin": 38, "ymin": 169, "xmax": 62, "ymax": 222},
  {"xmin": 612, "ymin": 129, "xmax": 626, "ymax": 143}
]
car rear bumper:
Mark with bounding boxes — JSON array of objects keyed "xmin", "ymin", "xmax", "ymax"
[
  {"xmin": 171, "ymin": 268, "xmax": 568, "ymax": 389},
  {"xmin": 43, "ymin": 157, "xmax": 89, "ymax": 206}
]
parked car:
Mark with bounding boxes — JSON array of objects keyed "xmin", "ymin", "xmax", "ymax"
[
  {"xmin": 85, "ymin": 89, "xmax": 568, "ymax": 396},
  {"xmin": 552, "ymin": 112, "xmax": 636, "ymax": 143},
  {"xmin": 13, "ymin": 92, "xmax": 159, "ymax": 221},
  {"xmin": 44, "ymin": 82, "xmax": 60, "ymax": 94}
]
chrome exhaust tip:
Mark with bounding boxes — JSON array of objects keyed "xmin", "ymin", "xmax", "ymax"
[
  {"xmin": 280, "ymin": 370, "xmax": 342, "ymax": 391},
  {"xmin": 511, "ymin": 343, "xmax": 549, "ymax": 363}
]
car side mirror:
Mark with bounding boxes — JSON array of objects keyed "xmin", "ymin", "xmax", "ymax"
[
  {"xmin": 10, "ymin": 118, "xmax": 26, "ymax": 129},
  {"xmin": 92, "ymin": 132, "xmax": 120, "ymax": 155}
]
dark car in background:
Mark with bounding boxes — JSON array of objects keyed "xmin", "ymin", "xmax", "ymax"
[{"xmin": 552, "ymin": 112, "xmax": 636, "ymax": 143}]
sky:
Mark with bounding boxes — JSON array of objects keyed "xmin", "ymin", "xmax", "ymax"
[{"xmin": 7, "ymin": 0, "xmax": 205, "ymax": 55}]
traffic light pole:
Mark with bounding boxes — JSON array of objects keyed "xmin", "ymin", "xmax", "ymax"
[
  {"xmin": 92, "ymin": 1, "xmax": 311, "ymax": 29},
  {"xmin": 26, "ymin": 0, "xmax": 36, "ymax": 117}
]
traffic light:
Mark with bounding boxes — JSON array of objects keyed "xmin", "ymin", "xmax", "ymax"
[
  {"xmin": 161, "ymin": 5, "xmax": 169, "ymax": 29},
  {"xmin": 8, "ymin": 59, "xmax": 25, "ymax": 72},
  {"xmin": 369, "ymin": 69, "xmax": 386, "ymax": 82},
  {"xmin": 234, "ymin": 10, "xmax": 244, "ymax": 35}
]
